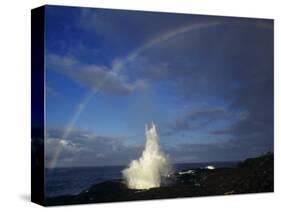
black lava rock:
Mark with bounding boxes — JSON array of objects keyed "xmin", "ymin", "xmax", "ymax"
[{"xmin": 46, "ymin": 153, "xmax": 273, "ymax": 206}]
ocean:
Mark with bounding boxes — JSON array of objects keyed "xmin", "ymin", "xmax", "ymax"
[{"xmin": 45, "ymin": 162, "xmax": 237, "ymax": 197}]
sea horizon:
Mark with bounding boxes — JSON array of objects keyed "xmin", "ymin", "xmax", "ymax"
[
  {"xmin": 45, "ymin": 160, "xmax": 240, "ymax": 170},
  {"xmin": 45, "ymin": 161, "xmax": 238, "ymax": 198}
]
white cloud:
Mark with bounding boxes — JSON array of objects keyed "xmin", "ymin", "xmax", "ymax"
[
  {"xmin": 47, "ymin": 53, "xmax": 148, "ymax": 95},
  {"xmin": 45, "ymin": 129, "xmax": 142, "ymax": 167}
]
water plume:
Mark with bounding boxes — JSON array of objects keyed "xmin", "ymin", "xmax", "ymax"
[{"xmin": 122, "ymin": 122, "xmax": 171, "ymax": 189}]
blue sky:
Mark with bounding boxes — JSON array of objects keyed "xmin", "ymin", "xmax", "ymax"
[{"xmin": 45, "ymin": 5, "xmax": 273, "ymax": 167}]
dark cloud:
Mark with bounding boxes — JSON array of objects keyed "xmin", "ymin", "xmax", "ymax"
[
  {"xmin": 166, "ymin": 133, "xmax": 273, "ymax": 163},
  {"xmin": 145, "ymin": 19, "xmax": 273, "ymax": 160},
  {"xmin": 165, "ymin": 107, "xmax": 227, "ymax": 135},
  {"xmin": 77, "ymin": 8, "xmax": 220, "ymax": 52},
  {"xmin": 144, "ymin": 19, "xmax": 273, "ymax": 159},
  {"xmin": 188, "ymin": 107, "xmax": 226, "ymax": 121},
  {"xmin": 119, "ymin": 17, "xmax": 273, "ymax": 99}
]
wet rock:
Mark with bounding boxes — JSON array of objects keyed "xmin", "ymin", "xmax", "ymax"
[{"xmin": 46, "ymin": 153, "xmax": 273, "ymax": 206}]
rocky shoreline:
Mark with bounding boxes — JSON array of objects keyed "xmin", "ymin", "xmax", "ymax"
[{"xmin": 45, "ymin": 153, "xmax": 273, "ymax": 206}]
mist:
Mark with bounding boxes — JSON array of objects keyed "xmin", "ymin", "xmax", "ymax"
[{"xmin": 122, "ymin": 122, "xmax": 171, "ymax": 189}]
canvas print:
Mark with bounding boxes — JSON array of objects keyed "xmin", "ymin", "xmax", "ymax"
[{"xmin": 31, "ymin": 5, "xmax": 274, "ymax": 206}]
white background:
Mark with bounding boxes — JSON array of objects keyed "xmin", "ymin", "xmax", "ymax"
[{"xmin": 0, "ymin": 0, "xmax": 280, "ymax": 211}]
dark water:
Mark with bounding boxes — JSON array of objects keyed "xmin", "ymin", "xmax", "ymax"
[{"xmin": 45, "ymin": 162, "xmax": 237, "ymax": 197}]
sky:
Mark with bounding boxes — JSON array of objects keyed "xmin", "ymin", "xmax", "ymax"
[{"xmin": 44, "ymin": 5, "xmax": 273, "ymax": 168}]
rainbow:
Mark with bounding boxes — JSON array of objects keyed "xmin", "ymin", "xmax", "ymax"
[{"xmin": 48, "ymin": 20, "xmax": 272, "ymax": 168}]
